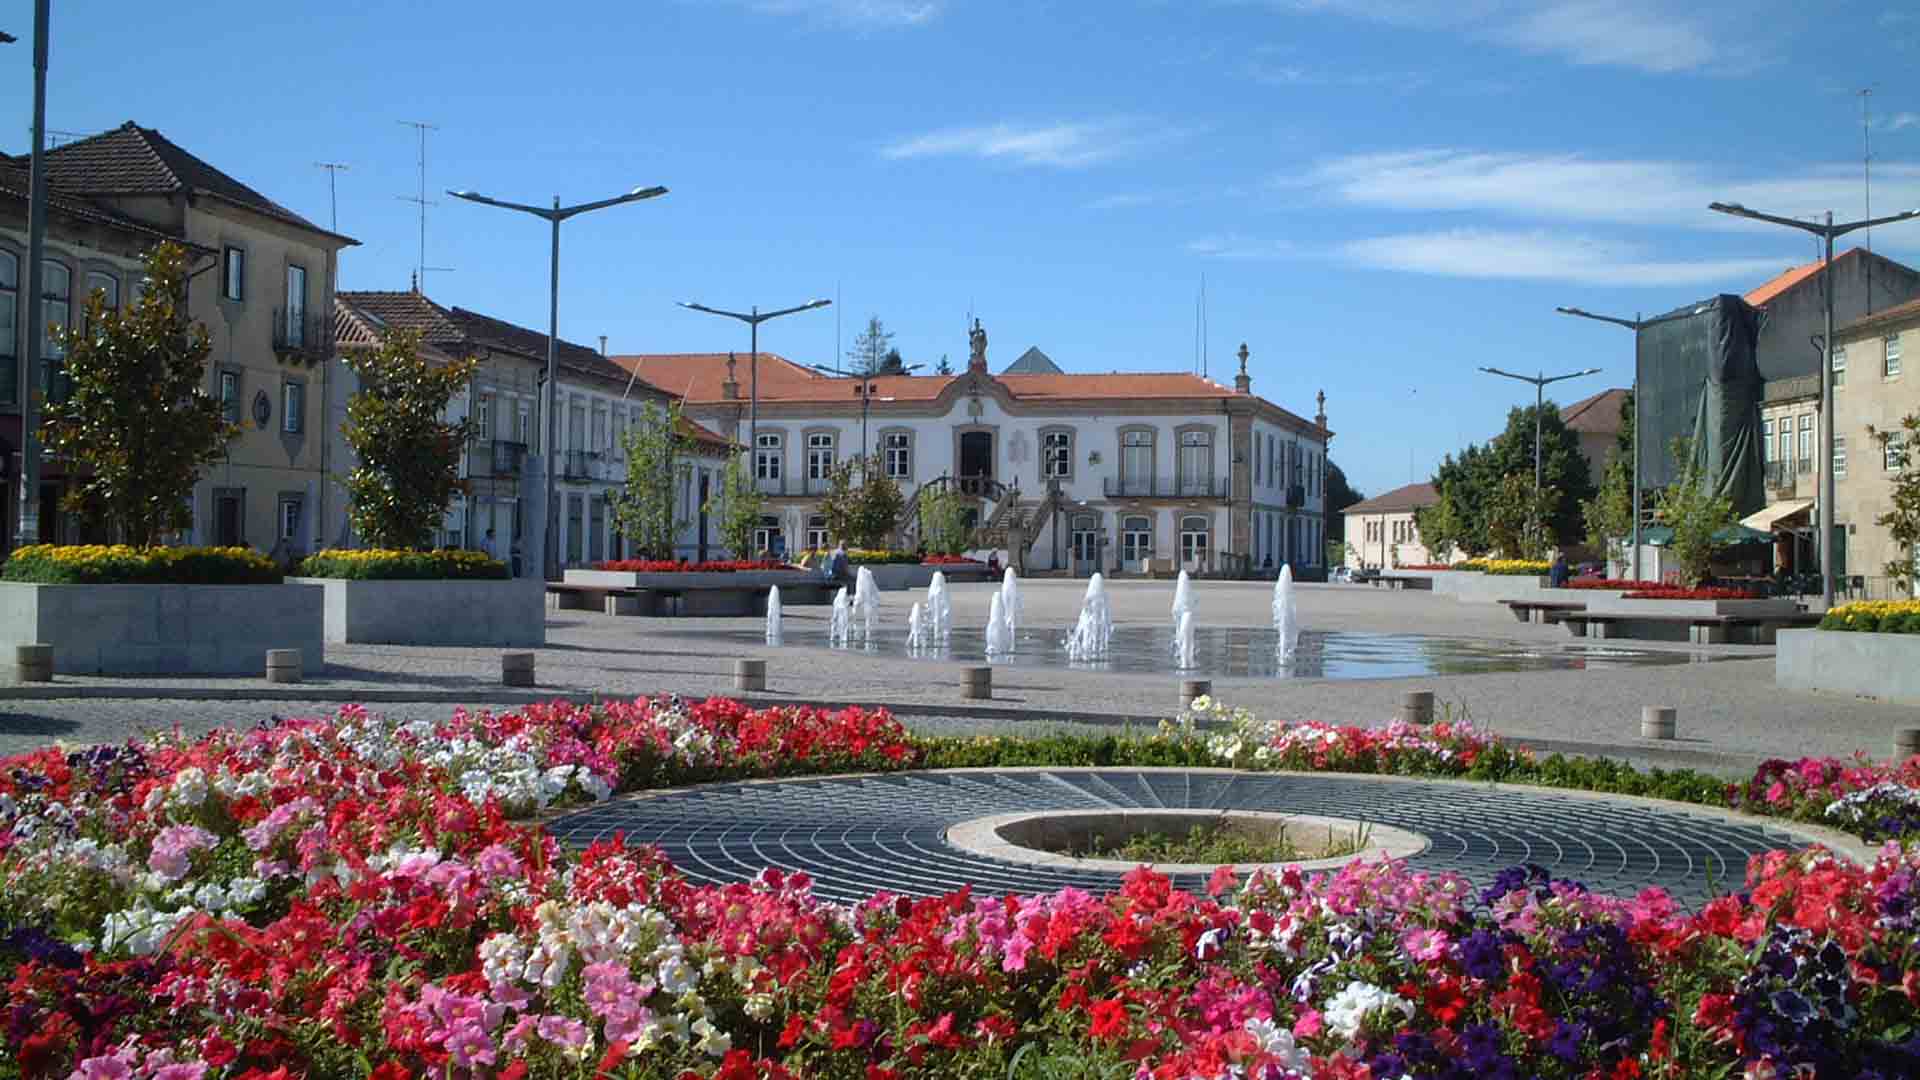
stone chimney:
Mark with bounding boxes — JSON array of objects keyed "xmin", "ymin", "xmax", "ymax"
[
  {"xmin": 1234, "ymin": 342, "xmax": 1252, "ymax": 394},
  {"xmin": 721, "ymin": 351, "xmax": 740, "ymax": 401},
  {"xmin": 1315, "ymin": 389, "xmax": 1327, "ymax": 430},
  {"xmin": 598, "ymin": 335, "xmax": 608, "ymax": 357}
]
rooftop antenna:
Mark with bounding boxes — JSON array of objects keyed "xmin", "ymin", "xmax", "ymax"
[
  {"xmin": 313, "ymin": 162, "xmax": 349, "ymax": 232},
  {"xmin": 1863, "ymin": 87, "xmax": 1877, "ymax": 314},
  {"xmin": 1202, "ymin": 273, "xmax": 1209, "ymax": 380},
  {"xmin": 396, "ymin": 121, "xmax": 453, "ymax": 291}
]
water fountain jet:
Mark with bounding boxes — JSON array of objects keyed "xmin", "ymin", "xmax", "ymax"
[
  {"xmin": 1272, "ymin": 565, "xmax": 1298, "ymax": 658},
  {"xmin": 828, "ymin": 587, "xmax": 850, "ymax": 647},
  {"xmin": 765, "ymin": 586, "xmax": 784, "ymax": 646},
  {"xmin": 985, "ymin": 593, "xmax": 1012, "ymax": 657}
]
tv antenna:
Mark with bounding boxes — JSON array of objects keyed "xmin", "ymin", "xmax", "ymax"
[
  {"xmin": 396, "ymin": 121, "xmax": 454, "ymax": 290},
  {"xmin": 313, "ymin": 162, "xmax": 348, "ymax": 232}
]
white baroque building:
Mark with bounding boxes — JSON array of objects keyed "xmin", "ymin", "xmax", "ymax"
[{"xmin": 615, "ymin": 325, "xmax": 1332, "ymax": 576}]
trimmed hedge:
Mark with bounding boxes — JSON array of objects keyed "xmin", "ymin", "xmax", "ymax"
[
  {"xmin": 297, "ymin": 548, "xmax": 509, "ymax": 580},
  {"xmin": 0, "ymin": 544, "xmax": 282, "ymax": 585}
]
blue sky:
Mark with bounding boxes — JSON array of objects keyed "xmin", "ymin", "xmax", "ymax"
[{"xmin": 18, "ymin": 0, "xmax": 1920, "ymax": 497}]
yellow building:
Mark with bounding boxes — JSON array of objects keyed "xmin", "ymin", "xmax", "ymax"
[{"xmin": 1831, "ymin": 297, "xmax": 1920, "ymax": 594}]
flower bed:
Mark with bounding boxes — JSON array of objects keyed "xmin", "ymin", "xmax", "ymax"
[
  {"xmin": 1730, "ymin": 754, "xmax": 1920, "ymax": 841},
  {"xmin": 3, "ymin": 696, "xmax": 1918, "ymax": 1079},
  {"xmin": 797, "ymin": 548, "xmax": 922, "ymax": 566},
  {"xmin": 922, "ymin": 554, "xmax": 984, "ymax": 566},
  {"xmin": 299, "ymin": 548, "xmax": 508, "ymax": 580},
  {"xmin": 1394, "ymin": 563, "xmax": 1455, "ymax": 571},
  {"xmin": 1622, "ymin": 586, "xmax": 1766, "ymax": 601},
  {"xmin": 1821, "ymin": 600, "xmax": 1920, "ymax": 633},
  {"xmin": 0, "ymin": 544, "xmax": 281, "ymax": 585},
  {"xmin": 1481, "ymin": 558, "xmax": 1551, "ymax": 576},
  {"xmin": 593, "ymin": 559, "xmax": 793, "ymax": 573},
  {"xmin": 1561, "ymin": 577, "xmax": 1662, "ymax": 591}
]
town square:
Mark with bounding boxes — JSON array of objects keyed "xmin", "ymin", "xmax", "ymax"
[{"xmin": 4, "ymin": 3, "xmax": 1920, "ymax": 1078}]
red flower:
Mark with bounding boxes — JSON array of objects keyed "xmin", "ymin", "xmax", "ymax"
[
  {"xmin": 367, "ymin": 1064, "xmax": 411, "ymax": 1080},
  {"xmin": 596, "ymin": 1042, "xmax": 631, "ymax": 1079},
  {"xmin": 1089, "ymin": 998, "xmax": 1131, "ymax": 1041}
]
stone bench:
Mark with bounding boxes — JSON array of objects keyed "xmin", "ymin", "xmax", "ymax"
[
  {"xmin": 1499, "ymin": 599, "xmax": 1587, "ymax": 624},
  {"xmin": 1561, "ymin": 611, "xmax": 1822, "ymax": 645}
]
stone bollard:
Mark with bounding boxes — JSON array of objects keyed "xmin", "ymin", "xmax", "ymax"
[
  {"xmin": 735, "ymin": 659, "xmax": 767, "ymax": 693},
  {"xmin": 1897, "ymin": 728, "xmax": 1920, "ymax": 759},
  {"xmin": 14, "ymin": 644, "xmax": 52, "ymax": 683},
  {"xmin": 1398, "ymin": 690, "xmax": 1435, "ymax": 727},
  {"xmin": 1180, "ymin": 678, "xmax": 1213, "ymax": 713},
  {"xmin": 264, "ymin": 649, "xmax": 303, "ymax": 684},
  {"xmin": 960, "ymin": 666, "xmax": 993, "ymax": 700},
  {"xmin": 1641, "ymin": 706, "xmax": 1676, "ymax": 740},
  {"xmin": 502, "ymin": 652, "xmax": 536, "ymax": 688}
]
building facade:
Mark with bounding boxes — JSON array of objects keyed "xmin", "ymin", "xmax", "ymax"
[
  {"xmin": 25, "ymin": 123, "xmax": 357, "ymax": 560},
  {"xmin": 1340, "ymin": 483, "xmax": 1442, "ymax": 571},
  {"xmin": 616, "ymin": 329, "xmax": 1332, "ymax": 575},
  {"xmin": 1831, "ymin": 297, "xmax": 1920, "ymax": 594}
]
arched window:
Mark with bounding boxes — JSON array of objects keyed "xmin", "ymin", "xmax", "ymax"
[
  {"xmin": 1180, "ymin": 515, "xmax": 1210, "ymax": 569},
  {"xmin": 1121, "ymin": 515, "xmax": 1152, "ymax": 567}
]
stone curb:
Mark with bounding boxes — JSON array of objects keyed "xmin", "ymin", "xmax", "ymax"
[{"xmin": 944, "ymin": 809, "xmax": 1430, "ymax": 875}]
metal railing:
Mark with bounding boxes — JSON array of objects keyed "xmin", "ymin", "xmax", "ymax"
[
  {"xmin": 272, "ymin": 308, "xmax": 331, "ymax": 359},
  {"xmin": 1103, "ymin": 476, "xmax": 1229, "ymax": 499},
  {"xmin": 562, "ymin": 449, "xmax": 602, "ymax": 480},
  {"xmin": 486, "ymin": 440, "xmax": 528, "ymax": 477}
]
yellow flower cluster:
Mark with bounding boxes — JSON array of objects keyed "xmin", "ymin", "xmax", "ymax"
[
  {"xmin": 1820, "ymin": 599, "xmax": 1920, "ymax": 632},
  {"xmin": 2, "ymin": 544, "xmax": 281, "ymax": 584},
  {"xmin": 796, "ymin": 548, "xmax": 921, "ymax": 565},
  {"xmin": 310, "ymin": 548, "xmax": 501, "ymax": 568},
  {"xmin": 11, "ymin": 544, "xmax": 274, "ymax": 571},
  {"xmin": 298, "ymin": 547, "xmax": 508, "ymax": 580},
  {"xmin": 1481, "ymin": 559, "xmax": 1552, "ymax": 576}
]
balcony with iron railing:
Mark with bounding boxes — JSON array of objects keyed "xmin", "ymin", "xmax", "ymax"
[
  {"xmin": 1103, "ymin": 476, "xmax": 1230, "ymax": 499},
  {"xmin": 272, "ymin": 308, "xmax": 331, "ymax": 362},
  {"xmin": 480, "ymin": 439, "xmax": 528, "ymax": 478},
  {"xmin": 562, "ymin": 449, "xmax": 603, "ymax": 481}
]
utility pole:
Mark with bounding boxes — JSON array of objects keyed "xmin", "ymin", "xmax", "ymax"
[
  {"xmin": 18, "ymin": 0, "xmax": 50, "ymax": 550},
  {"xmin": 1477, "ymin": 365, "xmax": 1602, "ymax": 553}
]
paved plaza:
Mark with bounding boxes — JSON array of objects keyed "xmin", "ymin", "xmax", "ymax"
[{"xmin": 0, "ymin": 579, "xmax": 1908, "ymax": 774}]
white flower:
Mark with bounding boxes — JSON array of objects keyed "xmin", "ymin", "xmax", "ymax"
[
  {"xmin": 692, "ymin": 1017, "xmax": 732, "ymax": 1058},
  {"xmin": 1322, "ymin": 980, "xmax": 1414, "ymax": 1040},
  {"xmin": 658, "ymin": 953, "xmax": 697, "ymax": 996},
  {"xmin": 744, "ymin": 992, "xmax": 776, "ymax": 1021},
  {"xmin": 1244, "ymin": 1017, "xmax": 1311, "ymax": 1074},
  {"xmin": 480, "ymin": 932, "xmax": 528, "ymax": 987},
  {"xmin": 168, "ymin": 767, "xmax": 209, "ymax": 810}
]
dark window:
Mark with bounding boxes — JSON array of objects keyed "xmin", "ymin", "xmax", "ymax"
[
  {"xmin": 222, "ymin": 247, "xmax": 245, "ymax": 302},
  {"xmin": 0, "ymin": 250, "xmax": 15, "ymax": 407},
  {"xmin": 285, "ymin": 265, "xmax": 306, "ymax": 345},
  {"xmin": 282, "ymin": 383, "xmax": 304, "ymax": 434},
  {"xmin": 220, "ymin": 372, "xmax": 240, "ymax": 423}
]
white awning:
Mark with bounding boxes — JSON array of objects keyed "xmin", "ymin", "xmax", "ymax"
[{"xmin": 1740, "ymin": 499, "xmax": 1814, "ymax": 533}]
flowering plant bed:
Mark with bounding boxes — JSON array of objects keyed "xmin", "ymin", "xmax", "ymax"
[
  {"xmin": 0, "ymin": 544, "xmax": 281, "ymax": 584},
  {"xmin": 798, "ymin": 548, "xmax": 923, "ymax": 566},
  {"xmin": 1480, "ymin": 558, "xmax": 1551, "ymax": 576},
  {"xmin": 1821, "ymin": 600, "xmax": 1920, "ymax": 633},
  {"xmin": 593, "ymin": 559, "xmax": 793, "ymax": 573},
  {"xmin": 1394, "ymin": 563, "xmax": 1455, "ymax": 571},
  {"xmin": 1561, "ymin": 577, "xmax": 1662, "ymax": 590},
  {"xmin": 922, "ymin": 554, "xmax": 985, "ymax": 566},
  {"xmin": 299, "ymin": 547, "xmax": 508, "ymax": 580},
  {"xmin": 2, "ymin": 696, "xmax": 1917, "ymax": 1079},
  {"xmin": 1730, "ymin": 754, "xmax": 1920, "ymax": 841},
  {"xmin": 1622, "ymin": 586, "xmax": 1766, "ymax": 600}
]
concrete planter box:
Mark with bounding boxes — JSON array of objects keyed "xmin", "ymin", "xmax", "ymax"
[
  {"xmin": 290, "ymin": 577, "xmax": 545, "ymax": 647},
  {"xmin": 0, "ymin": 582, "xmax": 322, "ymax": 676},
  {"xmin": 1582, "ymin": 596, "xmax": 1799, "ymax": 619},
  {"xmin": 1430, "ymin": 573, "xmax": 1550, "ymax": 603},
  {"xmin": 564, "ymin": 568, "xmax": 820, "ymax": 591},
  {"xmin": 855, "ymin": 563, "xmax": 994, "ymax": 591},
  {"xmin": 1776, "ymin": 628, "xmax": 1920, "ymax": 704}
]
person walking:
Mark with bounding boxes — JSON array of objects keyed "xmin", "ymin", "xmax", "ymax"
[
  {"xmin": 1549, "ymin": 551, "xmax": 1570, "ymax": 588},
  {"xmin": 828, "ymin": 541, "xmax": 851, "ymax": 587}
]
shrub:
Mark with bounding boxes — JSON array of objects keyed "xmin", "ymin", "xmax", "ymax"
[
  {"xmin": 298, "ymin": 548, "xmax": 509, "ymax": 580},
  {"xmin": 1821, "ymin": 600, "xmax": 1920, "ymax": 633},
  {"xmin": 0, "ymin": 544, "xmax": 281, "ymax": 585}
]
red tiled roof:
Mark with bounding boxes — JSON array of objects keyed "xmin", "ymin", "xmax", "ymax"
[
  {"xmin": 336, "ymin": 290, "xmax": 468, "ymax": 348},
  {"xmin": 1341, "ymin": 482, "xmax": 1437, "ymax": 515},
  {"xmin": 0, "ymin": 158, "xmax": 182, "ymax": 243},
  {"xmin": 1743, "ymin": 248, "xmax": 1866, "ymax": 308},
  {"xmin": 1838, "ymin": 295, "xmax": 1920, "ymax": 336},
  {"xmin": 40, "ymin": 122, "xmax": 354, "ymax": 244},
  {"xmin": 677, "ymin": 415, "xmax": 735, "ymax": 451},
  {"xmin": 1559, "ymin": 387, "xmax": 1629, "ymax": 435}
]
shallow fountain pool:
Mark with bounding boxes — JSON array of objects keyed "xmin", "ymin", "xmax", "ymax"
[{"xmin": 687, "ymin": 624, "xmax": 1735, "ymax": 680}]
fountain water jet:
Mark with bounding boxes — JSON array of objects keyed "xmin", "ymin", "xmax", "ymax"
[
  {"xmin": 925, "ymin": 572, "xmax": 952, "ymax": 643},
  {"xmin": 828, "ymin": 587, "xmax": 850, "ymax": 647},
  {"xmin": 999, "ymin": 568, "xmax": 1022, "ymax": 647},
  {"xmin": 1272, "ymin": 565, "xmax": 1298, "ymax": 658},
  {"xmin": 1064, "ymin": 572, "xmax": 1113, "ymax": 661},
  {"xmin": 1174, "ymin": 610, "xmax": 1197, "ymax": 670},
  {"xmin": 985, "ymin": 593, "xmax": 1012, "ymax": 656},
  {"xmin": 907, "ymin": 601, "xmax": 926, "ymax": 650},
  {"xmin": 1170, "ymin": 570, "xmax": 1195, "ymax": 657},
  {"xmin": 765, "ymin": 586, "xmax": 784, "ymax": 646},
  {"xmin": 853, "ymin": 566, "xmax": 880, "ymax": 640}
]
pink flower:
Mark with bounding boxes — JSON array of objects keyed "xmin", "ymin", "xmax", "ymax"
[
  {"xmin": 70, "ymin": 1055, "xmax": 132, "ymax": 1080},
  {"xmin": 445, "ymin": 1021, "xmax": 496, "ymax": 1069},
  {"xmin": 148, "ymin": 825, "xmax": 218, "ymax": 882},
  {"xmin": 476, "ymin": 843, "xmax": 524, "ymax": 881},
  {"xmin": 1292, "ymin": 1010, "xmax": 1323, "ymax": 1038},
  {"xmin": 1002, "ymin": 932, "xmax": 1033, "ymax": 973},
  {"xmin": 537, "ymin": 1015, "xmax": 591, "ymax": 1050},
  {"xmin": 1398, "ymin": 927, "xmax": 1449, "ymax": 962},
  {"xmin": 150, "ymin": 1065, "xmax": 207, "ymax": 1080},
  {"xmin": 1765, "ymin": 781, "xmax": 1789, "ymax": 805}
]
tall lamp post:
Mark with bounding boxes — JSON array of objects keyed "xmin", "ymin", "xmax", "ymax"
[
  {"xmin": 812, "ymin": 362, "xmax": 924, "ymax": 472},
  {"xmin": 448, "ymin": 185, "xmax": 668, "ymax": 580},
  {"xmin": 16, "ymin": 2, "xmax": 49, "ymax": 550},
  {"xmin": 677, "ymin": 299, "xmax": 832, "ymax": 455},
  {"xmin": 1478, "ymin": 365, "xmax": 1603, "ymax": 551},
  {"xmin": 1707, "ymin": 202, "xmax": 1920, "ymax": 608}
]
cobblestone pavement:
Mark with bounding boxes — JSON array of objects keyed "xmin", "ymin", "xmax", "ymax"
[
  {"xmin": 546, "ymin": 767, "xmax": 1836, "ymax": 907},
  {"xmin": 2, "ymin": 580, "xmax": 1905, "ymax": 770}
]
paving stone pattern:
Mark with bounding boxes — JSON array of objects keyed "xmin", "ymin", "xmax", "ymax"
[{"xmin": 547, "ymin": 768, "xmax": 1799, "ymax": 908}]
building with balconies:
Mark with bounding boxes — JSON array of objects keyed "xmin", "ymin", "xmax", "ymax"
[{"xmin": 615, "ymin": 325, "xmax": 1332, "ymax": 576}]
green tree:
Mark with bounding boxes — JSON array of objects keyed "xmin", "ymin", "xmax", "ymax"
[
  {"xmin": 1871, "ymin": 413, "xmax": 1920, "ymax": 592},
  {"xmin": 1413, "ymin": 488, "xmax": 1467, "ymax": 563},
  {"xmin": 1425, "ymin": 446, "xmax": 1493, "ymax": 556},
  {"xmin": 1657, "ymin": 436, "xmax": 1736, "ymax": 586},
  {"xmin": 819, "ymin": 457, "xmax": 905, "ymax": 548},
  {"xmin": 1325, "ymin": 461, "xmax": 1364, "ymax": 541},
  {"xmin": 708, "ymin": 452, "xmax": 765, "ymax": 561},
  {"xmin": 1580, "ymin": 389, "xmax": 1636, "ymax": 561},
  {"xmin": 918, "ymin": 483, "xmax": 972, "ymax": 555},
  {"xmin": 1486, "ymin": 473, "xmax": 1557, "ymax": 559},
  {"xmin": 847, "ymin": 316, "xmax": 896, "ymax": 376},
  {"xmin": 935, "ymin": 354, "xmax": 954, "ymax": 376},
  {"xmin": 341, "ymin": 331, "xmax": 478, "ymax": 550},
  {"xmin": 40, "ymin": 242, "xmax": 238, "ymax": 548},
  {"xmin": 1480, "ymin": 401, "xmax": 1597, "ymax": 547},
  {"xmin": 613, "ymin": 399, "xmax": 697, "ymax": 560}
]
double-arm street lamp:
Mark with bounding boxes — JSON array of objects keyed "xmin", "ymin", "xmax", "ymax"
[
  {"xmin": 1707, "ymin": 201, "xmax": 1920, "ymax": 607},
  {"xmin": 811, "ymin": 362, "xmax": 925, "ymax": 472},
  {"xmin": 449, "ymin": 185, "xmax": 668, "ymax": 580},
  {"xmin": 677, "ymin": 299, "xmax": 832, "ymax": 454},
  {"xmin": 1479, "ymin": 365, "xmax": 1603, "ymax": 551}
]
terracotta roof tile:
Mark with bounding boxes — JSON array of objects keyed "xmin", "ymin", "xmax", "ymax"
[
  {"xmin": 1559, "ymin": 387, "xmax": 1630, "ymax": 434},
  {"xmin": 1838, "ymin": 295, "xmax": 1920, "ymax": 335},
  {"xmin": 336, "ymin": 290, "xmax": 468, "ymax": 347},
  {"xmin": 1744, "ymin": 248, "xmax": 1865, "ymax": 307},
  {"xmin": 41, "ymin": 122, "xmax": 354, "ymax": 244},
  {"xmin": 1341, "ymin": 482, "xmax": 1437, "ymax": 515},
  {"xmin": 0, "ymin": 157, "xmax": 182, "ymax": 243}
]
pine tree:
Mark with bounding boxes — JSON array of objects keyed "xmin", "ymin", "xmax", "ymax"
[{"xmin": 848, "ymin": 317, "xmax": 895, "ymax": 376}]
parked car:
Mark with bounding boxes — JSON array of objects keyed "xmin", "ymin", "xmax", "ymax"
[{"xmin": 1331, "ymin": 566, "xmax": 1358, "ymax": 583}]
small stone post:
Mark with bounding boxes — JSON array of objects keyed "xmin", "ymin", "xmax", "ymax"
[
  {"xmin": 734, "ymin": 659, "xmax": 767, "ymax": 693},
  {"xmin": 264, "ymin": 649, "xmax": 303, "ymax": 684},
  {"xmin": 960, "ymin": 666, "xmax": 993, "ymax": 700},
  {"xmin": 1641, "ymin": 706, "xmax": 1676, "ymax": 740},
  {"xmin": 1896, "ymin": 728, "xmax": 1920, "ymax": 759},
  {"xmin": 1398, "ymin": 690, "xmax": 1435, "ymax": 726},
  {"xmin": 1180, "ymin": 678, "xmax": 1213, "ymax": 713},
  {"xmin": 502, "ymin": 652, "xmax": 536, "ymax": 687},
  {"xmin": 14, "ymin": 644, "xmax": 52, "ymax": 682}
]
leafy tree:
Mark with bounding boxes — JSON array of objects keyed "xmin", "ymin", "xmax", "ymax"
[
  {"xmin": 848, "ymin": 316, "xmax": 896, "ymax": 376},
  {"xmin": 918, "ymin": 484, "xmax": 972, "ymax": 555},
  {"xmin": 612, "ymin": 399, "xmax": 697, "ymax": 560},
  {"xmin": 819, "ymin": 457, "xmax": 905, "ymax": 548},
  {"xmin": 40, "ymin": 242, "xmax": 238, "ymax": 548},
  {"xmin": 708, "ymin": 452, "xmax": 765, "ymax": 561},
  {"xmin": 1324, "ymin": 461, "xmax": 1364, "ymax": 541},
  {"xmin": 1580, "ymin": 390, "xmax": 1636, "ymax": 561},
  {"xmin": 1657, "ymin": 436, "xmax": 1736, "ymax": 586},
  {"xmin": 1486, "ymin": 473, "xmax": 1556, "ymax": 559},
  {"xmin": 1413, "ymin": 489, "xmax": 1468, "ymax": 563},
  {"xmin": 341, "ymin": 330, "xmax": 478, "ymax": 550},
  {"xmin": 1480, "ymin": 401, "xmax": 1596, "ymax": 547},
  {"xmin": 1871, "ymin": 414, "xmax": 1920, "ymax": 593},
  {"xmin": 1425, "ymin": 445, "xmax": 1494, "ymax": 556}
]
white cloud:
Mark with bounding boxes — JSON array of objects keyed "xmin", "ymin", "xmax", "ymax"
[
  {"xmin": 1187, "ymin": 234, "xmax": 1302, "ymax": 259},
  {"xmin": 743, "ymin": 0, "xmax": 941, "ymax": 28},
  {"xmin": 1295, "ymin": 150, "xmax": 1920, "ymax": 229},
  {"xmin": 882, "ymin": 120, "xmax": 1182, "ymax": 169},
  {"xmin": 1340, "ymin": 228, "xmax": 1794, "ymax": 287},
  {"xmin": 1887, "ymin": 112, "xmax": 1919, "ymax": 132}
]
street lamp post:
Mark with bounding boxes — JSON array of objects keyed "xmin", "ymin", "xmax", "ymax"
[
  {"xmin": 677, "ymin": 298, "xmax": 832, "ymax": 459},
  {"xmin": 1478, "ymin": 365, "xmax": 1603, "ymax": 552},
  {"xmin": 1707, "ymin": 201, "xmax": 1920, "ymax": 608},
  {"xmin": 812, "ymin": 362, "xmax": 925, "ymax": 473},
  {"xmin": 448, "ymin": 185, "xmax": 668, "ymax": 581},
  {"xmin": 17, "ymin": 0, "xmax": 50, "ymax": 550}
]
